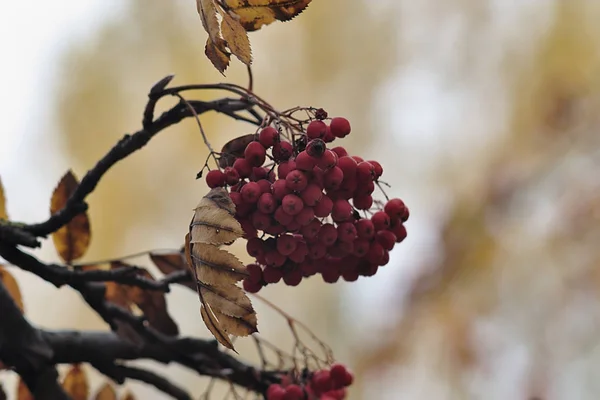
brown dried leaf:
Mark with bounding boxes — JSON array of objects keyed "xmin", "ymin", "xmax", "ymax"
[
  {"xmin": 94, "ymin": 383, "xmax": 117, "ymax": 400},
  {"xmin": 62, "ymin": 364, "xmax": 89, "ymax": 400},
  {"xmin": 219, "ymin": 133, "xmax": 257, "ymax": 168},
  {"xmin": 0, "ymin": 383, "xmax": 6, "ymax": 400},
  {"xmin": 205, "ymin": 37, "xmax": 231, "ymax": 74},
  {"xmin": 108, "ymin": 262, "xmax": 179, "ymax": 336},
  {"xmin": 0, "ymin": 266, "xmax": 23, "ymax": 313},
  {"xmin": 188, "ymin": 189, "xmax": 257, "ymax": 351},
  {"xmin": 196, "ymin": 0, "xmax": 221, "ymax": 43},
  {"xmin": 223, "ymin": 0, "xmax": 312, "ymax": 31},
  {"xmin": 150, "ymin": 251, "xmax": 196, "ymax": 290},
  {"xmin": 191, "ymin": 242, "xmax": 248, "ymax": 286},
  {"xmin": 50, "ymin": 170, "xmax": 91, "ymax": 263},
  {"xmin": 221, "ymin": 11, "xmax": 252, "ymax": 65},
  {"xmin": 0, "ymin": 176, "xmax": 7, "ymax": 220},
  {"xmin": 16, "ymin": 379, "xmax": 33, "ymax": 400},
  {"xmin": 121, "ymin": 391, "xmax": 136, "ymax": 400}
]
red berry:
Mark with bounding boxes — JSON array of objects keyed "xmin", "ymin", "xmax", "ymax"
[
  {"xmin": 330, "ymin": 117, "xmax": 351, "ymax": 138},
  {"xmin": 311, "ymin": 166, "xmax": 325, "ymax": 188},
  {"xmin": 368, "ymin": 160, "xmax": 383, "ymax": 178},
  {"xmin": 243, "ymin": 277, "xmax": 262, "ymax": 293},
  {"xmin": 301, "ymin": 183, "xmax": 323, "ymax": 207},
  {"xmin": 256, "ymin": 179, "xmax": 272, "ymax": 194},
  {"xmin": 283, "ymin": 269, "xmax": 302, "ymax": 287},
  {"xmin": 283, "ymin": 384, "xmax": 304, "ymax": 400},
  {"xmin": 240, "ymin": 218, "xmax": 257, "ymax": 238},
  {"xmin": 274, "ymin": 206, "xmax": 294, "ymax": 226},
  {"xmin": 289, "ymin": 241, "xmax": 308, "ymax": 263},
  {"xmin": 401, "ymin": 206, "xmax": 410, "ymax": 222},
  {"xmin": 384, "ymin": 198, "xmax": 406, "ymax": 221},
  {"xmin": 223, "ymin": 167, "xmax": 240, "ymax": 185},
  {"xmin": 251, "ymin": 167, "xmax": 268, "ymax": 181},
  {"xmin": 206, "ymin": 170, "xmax": 225, "ymax": 188},
  {"xmin": 331, "ymin": 146, "xmax": 348, "ymax": 158},
  {"xmin": 312, "ymin": 370, "xmax": 333, "ymax": 394},
  {"xmin": 257, "ymin": 192, "xmax": 276, "ymax": 214},
  {"xmin": 244, "ymin": 141, "xmax": 266, "ymax": 167},
  {"xmin": 308, "ymin": 243, "xmax": 327, "ymax": 260},
  {"xmin": 355, "ymin": 180, "xmax": 375, "ymax": 196},
  {"xmin": 277, "ymin": 160, "xmax": 296, "ymax": 179},
  {"xmin": 246, "ymin": 238, "xmax": 265, "ymax": 258},
  {"xmin": 314, "ymin": 195, "xmax": 333, "ymax": 217},
  {"xmin": 286, "ymin": 170, "xmax": 308, "ymax": 192},
  {"xmin": 353, "ymin": 238, "xmax": 370, "ymax": 257},
  {"xmin": 331, "ymin": 199, "xmax": 353, "ymax": 222},
  {"xmin": 367, "ymin": 242, "xmax": 385, "ymax": 264},
  {"xmin": 265, "ymin": 249, "xmax": 286, "ymax": 267},
  {"xmin": 307, "ymin": 120, "xmax": 328, "ymax": 139},
  {"xmin": 300, "ymin": 219, "xmax": 321, "ymax": 239},
  {"xmin": 233, "ymin": 158, "xmax": 252, "ymax": 178},
  {"xmin": 241, "ymin": 182, "xmax": 261, "ymax": 203},
  {"xmin": 352, "ymin": 156, "xmax": 364, "ymax": 163},
  {"xmin": 318, "ymin": 223, "xmax": 338, "ymax": 247},
  {"xmin": 390, "ymin": 221, "xmax": 407, "ymax": 242},
  {"xmin": 337, "ymin": 156, "xmax": 358, "ymax": 181},
  {"xmin": 285, "ymin": 220, "xmax": 301, "ymax": 232},
  {"xmin": 353, "ymin": 195, "xmax": 373, "ymax": 210},
  {"xmin": 357, "ymin": 161, "xmax": 375, "ymax": 182},
  {"xmin": 259, "ymin": 126, "xmax": 279, "ymax": 148},
  {"xmin": 379, "ymin": 249, "xmax": 390, "ymax": 266},
  {"xmin": 323, "ymin": 125, "xmax": 335, "ymax": 143},
  {"xmin": 295, "ymin": 150, "xmax": 317, "ymax": 171},
  {"xmin": 295, "ymin": 206, "xmax": 315, "ymax": 226},
  {"xmin": 322, "ymin": 267, "xmax": 341, "ymax": 283},
  {"xmin": 272, "ymin": 141, "xmax": 293, "ymax": 162},
  {"xmin": 251, "ymin": 211, "xmax": 272, "ymax": 231},
  {"xmin": 342, "ymin": 268, "xmax": 359, "ymax": 282},
  {"xmin": 371, "ymin": 211, "xmax": 391, "ymax": 231},
  {"xmin": 300, "ymin": 260, "xmax": 318, "ymax": 276},
  {"xmin": 282, "ymin": 194, "xmax": 304, "ymax": 216},
  {"xmin": 263, "ymin": 265, "xmax": 283, "ymax": 283},
  {"xmin": 272, "ymin": 179, "xmax": 291, "ymax": 200},
  {"xmin": 277, "ymin": 234, "xmax": 297, "ymax": 256},
  {"xmin": 337, "ymin": 222, "xmax": 357, "ymax": 242},
  {"xmin": 306, "ymin": 138, "xmax": 326, "ymax": 158},
  {"xmin": 267, "ymin": 384, "xmax": 286, "ymax": 400},
  {"xmin": 355, "ymin": 219, "xmax": 375, "ymax": 239},
  {"xmin": 329, "ymin": 364, "xmax": 349, "ymax": 388},
  {"xmin": 323, "ymin": 167, "xmax": 344, "ymax": 191},
  {"xmin": 318, "ymin": 150, "xmax": 338, "ymax": 170},
  {"xmin": 376, "ymin": 230, "xmax": 396, "ymax": 251}
]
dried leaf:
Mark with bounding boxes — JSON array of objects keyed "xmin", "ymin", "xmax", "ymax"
[
  {"xmin": 108, "ymin": 262, "xmax": 179, "ymax": 336},
  {"xmin": 94, "ymin": 383, "xmax": 117, "ymax": 400},
  {"xmin": 16, "ymin": 379, "xmax": 33, "ymax": 400},
  {"xmin": 196, "ymin": 0, "xmax": 221, "ymax": 43},
  {"xmin": 150, "ymin": 251, "xmax": 196, "ymax": 290},
  {"xmin": 205, "ymin": 37, "xmax": 231, "ymax": 74},
  {"xmin": 223, "ymin": 0, "xmax": 312, "ymax": 31},
  {"xmin": 0, "ymin": 383, "xmax": 6, "ymax": 400},
  {"xmin": 221, "ymin": 11, "xmax": 252, "ymax": 64},
  {"xmin": 50, "ymin": 171, "xmax": 91, "ymax": 263},
  {"xmin": 188, "ymin": 188, "xmax": 258, "ymax": 351},
  {"xmin": 0, "ymin": 176, "xmax": 7, "ymax": 220},
  {"xmin": 191, "ymin": 242, "xmax": 248, "ymax": 286},
  {"xmin": 62, "ymin": 364, "xmax": 89, "ymax": 400},
  {"xmin": 219, "ymin": 133, "xmax": 257, "ymax": 168},
  {"xmin": 121, "ymin": 391, "xmax": 136, "ymax": 400},
  {"xmin": 0, "ymin": 266, "xmax": 24, "ymax": 313}
]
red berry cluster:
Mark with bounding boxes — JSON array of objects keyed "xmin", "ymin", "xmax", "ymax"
[
  {"xmin": 205, "ymin": 116, "xmax": 409, "ymax": 292},
  {"xmin": 266, "ymin": 363, "xmax": 354, "ymax": 400}
]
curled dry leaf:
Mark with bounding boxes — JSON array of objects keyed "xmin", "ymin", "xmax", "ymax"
[
  {"xmin": 50, "ymin": 170, "xmax": 91, "ymax": 263},
  {"xmin": 150, "ymin": 251, "xmax": 196, "ymax": 290},
  {"xmin": 187, "ymin": 188, "xmax": 258, "ymax": 351},
  {"xmin": 0, "ymin": 176, "xmax": 7, "ymax": 220},
  {"xmin": 223, "ymin": 0, "xmax": 312, "ymax": 31},
  {"xmin": 219, "ymin": 133, "xmax": 258, "ymax": 168},
  {"xmin": 61, "ymin": 364, "xmax": 89, "ymax": 400},
  {"xmin": 16, "ymin": 379, "xmax": 33, "ymax": 400},
  {"xmin": 196, "ymin": 0, "xmax": 252, "ymax": 73},
  {"xmin": 94, "ymin": 383, "xmax": 117, "ymax": 400},
  {"xmin": 0, "ymin": 266, "xmax": 23, "ymax": 313},
  {"xmin": 106, "ymin": 262, "xmax": 179, "ymax": 336}
]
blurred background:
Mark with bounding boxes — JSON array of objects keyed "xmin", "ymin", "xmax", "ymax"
[{"xmin": 2, "ymin": 0, "xmax": 600, "ymax": 399}]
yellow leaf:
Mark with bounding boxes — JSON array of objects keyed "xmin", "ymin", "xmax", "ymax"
[
  {"xmin": 62, "ymin": 364, "xmax": 89, "ymax": 400},
  {"xmin": 223, "ymin": 0, "xmax": 312, "ymax": 31},
  {"xmin": 0, "ymin": 176, "xmax": 7, "ymax": 220},
  {"xmin": 0, "ymin": 266, "xmax": 23, "ymax": 313},
  {"xmin": 187, "ymin": 189, "xmax": 258, "ymax": 351},
  {"xmin": 16, "ymin": 379, "xmax": 33, "ymax": 400},
  {"xmin": 220, "ymin": 11, "xmax": 252, "ymax": 65},
  {"xmin": 50, "ymin": 171, "xmax": 91, "ymax": 263},
  {"xmin": 205, "ymin": 37, "xmax": 231, "ymax": 75},
  {"xmin": 94, "ymin": 383, "xmax": 117, "ymax": 400}
]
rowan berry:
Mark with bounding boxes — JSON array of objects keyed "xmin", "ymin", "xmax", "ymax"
[
  {"xmin": 251, "ymin": 211, "xmax": 271, "ymax": 231},
  {"xmin": 282, "ymin": 384, "xmax": 304, "ymax": 400},
  {"xmin": 233, "ymin": 158, "xmax": 252, "ymax": 178},
  {"xmin": 263, "ymin": 265, "xmax": 283, "ymax": 283},
  {"xmin": 300, "ymin": 219, "xmax": 321, "ymax": 239},
  {"xmin": 318, "ymin": 223, "xmax": 338, "ymax": 247},
  {"xmin": 353, "ymin": 194, "xmax": 373, "ymax": 210},
  {"xmin": 307, "ymin": 120, "xmax": 328, "ymax": 139},
  {"xmin": 300, "ymin": 183, "xmax": 323, "ymax": 206},
  {"xmin": 243, "ymin": 277, "xmax": 262, "ymax": 293},
  {"xmin": 355, "ymin": 219, "xmax": 375, "ymax": 239},
  {"xmin": 323, "ymin": 167, "xmax": 344, "ymax": 191},
  {"xmin": 356, "ymin": 161, "xmax": 375, "ymax": 182},
  {"xmin": 246, "ymin": 238, "xmax": 265, "ymax": 258},
  {"xmin": 337, "ymin": 156, "xmax": 358, "ymax": 180},
  {"xmin": 206, "ymin": 170, "xmax": 225, "ymax": 188},
  {"xmin": 295, "ymin": 206, "xmax": 315, "ymax": 226},
  {"xmin": 318, "ymin": 150, "xmax": 338, "ymax": 170},
  {"xmin": 286, "ymin": 170, "xmax": 308, "ymax": 192},
  {"xmin": 337, "ymin": 222, "xmax": 357, "ymax": 243},
  {"xmin": 266, "ymin": 384, "xmax": 285, "ymax": 400},
  {"xmin": 352, "ymin": 238, "xmax": 370, "ymax": 257},
  {"xmin": 331, "ymin": 199, "xmax": 353, "ymax": 222},
  {"xmin": 282, "ymin": 194, "xmax": 304, "ymax": 216},
  {"xmin": 272, "ymin": 141, "xmax": 293, "ymax": 162},
  {"xmin": 371, "ymin": 211, "xmax": 391, "ymax": 231},
  {"xmin": 277, "ymin": 160, "xmax": 296, "ymax": 179},
  {"xmin": 277, "ymin": 234, "xmax": 297, "ymax": 256},
  {"xmin": 329, "ymin": 117, "xmax": 351, "ymax": 138},
  {"xmin": 295, "ymin": 150, "xmax": 317, "ymax": 171},
  {"xmin": 259, "ymin": 126, "xmax": 279, "ymax": 148},
  {"xmin": 265, "ymin": 249, "xmax": 286, "ymax": 267},
  {"xmin": 306, "ymin": 138, "xmax": 326, "ymax": 158},
  {"xmin": 283, "ymin": 269, "xmax": 302, "ymax": 287},
  {"xmin": 274, "ymin": 206, "xmax": 294, "ymax": 226},
  {"xmin": 313, "ymin": 195, "xmax": 333, "ymax": 218},
  {"xmin": 272, "ymin": 179, "xmax": 291, "ymax": 200},
  {"xmin": 376, "ymin": 230, "xmax": 396, "ymax": 251},
  {"xmin": 223, "ymin": 167, "xmax": 240, "ymax": 185}
]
